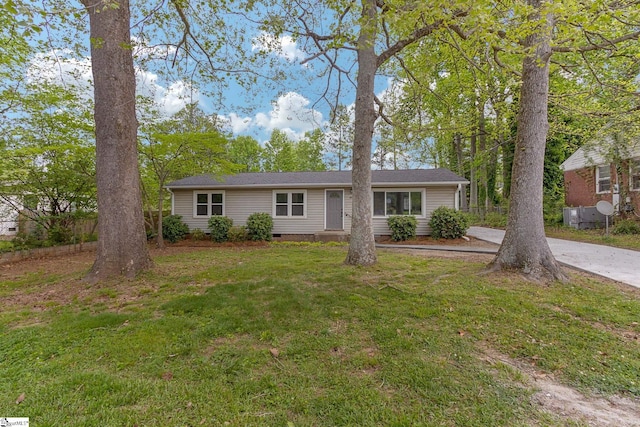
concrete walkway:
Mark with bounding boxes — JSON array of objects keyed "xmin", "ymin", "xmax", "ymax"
[{"xmin": 467, "ymin": 226, "xmax": 640, "ymax": 289}]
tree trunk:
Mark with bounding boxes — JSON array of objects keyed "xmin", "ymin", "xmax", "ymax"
[
  {"xmin": 345, "ymin": 0, "xmax": 378, "ymax": 266},
  {"xmin": 469, "ymin": 132, "xmax": 478, "ymax": 214},
  {"xmin": 156, "ymin": 188, "xmax": 165, "ymax": 249},
  {"xmin": 478, "ymin": 100, "xmax": 489, "ymax": 212},
  {"xmin": 83, "ymin": 0, "xmax": 152, "ymax": 282},
  {"xmin": 489, "ymin": 0, "xmax": 566, "ymax": 282},
  {"xmin": 454, "ymin": 133, "xmax": 468, "ymax": 211}
]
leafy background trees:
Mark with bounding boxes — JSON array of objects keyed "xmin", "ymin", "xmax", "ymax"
[{"xmin": 2, "ymin": 0, "xmax": 640, "ymax": 281}]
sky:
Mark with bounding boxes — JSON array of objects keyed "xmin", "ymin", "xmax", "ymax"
[
  {"xmin": 19, "ymin": 1, "xmax": 423, "ymax": 169},
  {"xmin": 25, "ymin": 12, "xmax": 359, "ymax": 145}
]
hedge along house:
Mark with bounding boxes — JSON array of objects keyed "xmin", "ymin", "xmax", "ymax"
[
  {"xmin": 561, "ymin": 138, "xmax": 640, "ymax": 216},
  {"xmin": 166, "ymin": 169, "xmax": 469, "ymax": 240}
]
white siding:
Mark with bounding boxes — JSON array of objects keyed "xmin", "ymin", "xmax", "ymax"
[
  {"xmin": 372, "ymin": 186, "xmax": 458, "ymax": 235},
  {"xmin": 171, "ymin": 187, "xmax": 352, "ymax": 234},
  {"xmin": 0, "ymin": 196, "xmax": 20, "ymax": 237},
  {"xmin": 172, "ymin": 185, "xmax": 456, "ymax": 236}
]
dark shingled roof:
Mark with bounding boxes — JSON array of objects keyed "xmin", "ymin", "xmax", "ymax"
[{"xmin": 166, "ymin": 169, "xmax": 468, "ymax": 189}]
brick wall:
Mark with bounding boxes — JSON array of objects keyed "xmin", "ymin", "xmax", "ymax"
[{"xmin": 564, "ymin": 166, "xmax": 640, "ymax": 214}]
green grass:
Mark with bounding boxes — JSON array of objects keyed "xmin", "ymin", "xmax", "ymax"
[
  {"xmin": 1, "ymin": 245, "xmax": 639, "ymax": 426},
  {"xmin": 469, "ymin": 211, "xmax": 640, "ymax": 251},
  {"xmin": 0, "ymin": 240, "xmax": 13, "ymax": 252},
  {"xmin": 545, "ymin": 226, "xmax": 640, "ymax": 251}
]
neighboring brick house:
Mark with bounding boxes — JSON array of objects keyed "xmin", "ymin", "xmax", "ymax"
[{"xmin": 561, "ymin": 139, "xmax": 640, "ymax": 215}]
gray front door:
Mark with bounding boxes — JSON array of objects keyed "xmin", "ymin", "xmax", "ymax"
[{"xmin": 326, "ymin": 190, "xmax": 344, "ymax": 230}]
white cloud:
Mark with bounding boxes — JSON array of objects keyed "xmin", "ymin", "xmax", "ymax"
[
  {"xmin": 253, "ymin": 92, "xmax": 324, "ymax": 140},
  {"xmin": 26, "ymin": 49, "xmax": 199, "ymax": 118},
  {"xmin": 217, "ymin": 113, "xmax": 253, "ymax": 134},
  {"xmin": 137, "ymin": 73, "xmax": 200, "ymax": 117},
  {"xmin": 26, "ymin": 50, "xmax": 93, "ymax": 99},
  {"xmin": 252, "ymin": 32, "xmax": 306, "ymax": 63}
]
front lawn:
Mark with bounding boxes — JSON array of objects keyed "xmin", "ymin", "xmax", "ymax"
[
  {"xmin": 1, "ymin": 245, "xmax": 639, "ymax": 426},
  {"xmin": 545, "ymin": 226, "xmax": 640, "ymax": 251},
  {"xmin": 0, "ymin": 240, "xmax": 13, "ymax": 252}
]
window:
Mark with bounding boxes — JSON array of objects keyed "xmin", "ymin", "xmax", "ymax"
[
  {"xmin": 596, "ymin": 165, "xmax": 611, "ymax": 193},
  {"xmin": 194, "ymin": 191, "xmax": 224, "ymax": 217},
  {"xmin": 373, "ymin": 190, "xmax": 423, "ymax": 216},
  {"xmin": 274, "ymin": 191, "xmax": 306, "ymax": 217},
  {"xmin": 631, "ymin": 159, "xmax": 640, "ymax": 191}
]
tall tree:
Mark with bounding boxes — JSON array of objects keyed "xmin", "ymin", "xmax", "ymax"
[
  {"xmin": 227, "ymin": 136, "xmax": 263, "ymax": 172},
  {"xmin": 326, "ymin": 104, "xmax": 353, "ymax": 171},
  {"xmin": 489, "ymin": 0, "xmax": 565, "ymax": 281},
  {"xmin": 0, "ymin": 83, "xmax": 96, "ymax": 237},
  {"xmin": 140, "ymin": 129, "xmax": 234, "ymax": 248},
  {"xmin": 262, "ymin": 129, "xmax": 298, "ymax": 172},
  {"xmin": 82, "ymin": 0, "xmax": 152, "ymax": 281},
  {"xmin": 279, "ymin": 0, "xmax": 469, "ymax": 265},
  {"xmin": 297, "ymin": 129, "xmax": 328, "ymax": 171},
  {"xmin": 490, "ymin": 0, "xmax": 640, "ymax": 281}
]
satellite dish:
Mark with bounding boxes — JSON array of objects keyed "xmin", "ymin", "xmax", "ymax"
[{"xmin": 596, "ymin": 200, "xmax": 615, "ymax": 216}]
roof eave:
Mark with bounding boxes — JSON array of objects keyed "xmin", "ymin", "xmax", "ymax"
[{"xmin": 165, "ymin": 180, "xmax": 469, "ymax": 190}]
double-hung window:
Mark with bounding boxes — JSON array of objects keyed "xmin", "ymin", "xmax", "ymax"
[
  {"xmin": 194, "ymin": 191, "xmax": 224, "ymax": 217},
  {"xmin": 630, "ymin": 159, "xmax": 640, "ymax": 191},
  {"xmin": 274, "ymin": 191, "xmax": 306, "ymax": 217},
  {"xmin": 373, "ymin": 190, "xmax": 423, "ymax": 216},
  {"xmin": 596, "ymin": 165, "xmax": 611, "ymax": 194}
]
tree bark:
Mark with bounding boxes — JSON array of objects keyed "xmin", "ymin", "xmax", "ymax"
[
  {"xmin": 83, "ymin": 0, "xmax": 152, "ymax": 281},
  {"xmin": 469, "ymin": 131, "xmax": 478, "ymax": 214},
  {"xmin": 489, "ymin": 0, "xmax": 566, "ymax": 282},
  {"xmin": 454, "ymin": 133, "xmax": 468, "ymax": 211},
  {"xmin": 478, "ymin": 100, "xmax": 489, "ymax": 212},
  {"xmin": 345, "ymin": 0, "xmax": 378, "ymax": 266},
  {"xmin": 156, "ymin": 187, "xmax": 166, "ymax": 249}
]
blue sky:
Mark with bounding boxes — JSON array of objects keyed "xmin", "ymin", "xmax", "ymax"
[
  {"xmin": 25, "ymin": 10, "xmax": 355, "ymax": 144},
  {"xmin": 21, "ymin": 1, "xmax": 421, "ymax": 168}
]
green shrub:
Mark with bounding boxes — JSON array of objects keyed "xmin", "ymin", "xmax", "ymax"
[
  {"xmin": 208, "ymin": 216, "xmax": 233, "ymax": 242},
  {"xmin": 162, "ymin": 215, "xmax": 189, "ymax": 243},
  {"xmin": 387, "ymin": 215, "xmax": 417, "ymax": 241},
  {"xmin": 612, "ymin": 219, "xmax": 640, "ymax": 235},
  {"xmin": 190, "ymin": 228, "xmax": 207, "ymax": 241},
  {"xmin": 483, "ymin": 211, "xmax": 507, "ymax": 228},
  {"xmin": 11, "ymin": 228, "xmax": 46, "ymax": 249},
  {"xmin": 246, "ymin": 212, "xmax": 273, "ymax": 241},
  {"xmin": 429, "ymin": 206, "xmax": 469, "ymax": 239},
  {"xmin": 227, "ymin": 226, "xmax": 248, "ymax": 242},
  {"xmin": 48, "ymin": 225, "xmax": 73, "ymax": 244}
]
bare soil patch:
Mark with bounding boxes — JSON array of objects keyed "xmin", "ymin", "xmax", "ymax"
[{"xmin": 481, "ymin": 345, "xmax": 640, "ymax": 427}]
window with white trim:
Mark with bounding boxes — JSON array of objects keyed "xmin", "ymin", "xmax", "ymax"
[
  {"xmin": 373, "ymin": 190, "xmax": 423, "ymax": 216},
  {"xmin": 596, "ymin": 165, "xmax": 611, "ymax": 193},
  {"xmin": 273, "ymin": 191, "xmax": 306, "ymax": 217},
  {"xmin": 630, "ymin": 159, "xmax": 640, "ymax": 191},
  {"xmin": 194, "ymin": 191, "xmax": 224, "ymax": 217}
]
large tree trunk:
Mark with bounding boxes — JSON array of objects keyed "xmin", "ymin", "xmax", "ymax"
[
  {"xmin": 83, "ymin": 0, "xmax": 152, "ymax": 282},
  {"xmin": 345, "ymin": 0, "xmax": 378, "ymax": 266},
  {"xmin": 489, "ymin": 0, "xmax": 566, "ymax": 282},
  {"xmin": 478, "ymin": 100, "xmax": 489, "ymax": 212}
]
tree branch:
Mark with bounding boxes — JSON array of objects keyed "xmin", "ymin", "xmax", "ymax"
[{"xmin": 552, "ymin": 30, "xmax": 640, "ymax": 53}]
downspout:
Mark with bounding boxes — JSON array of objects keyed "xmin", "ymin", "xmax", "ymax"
[{"xmin": 455, "ymin": 184, "xmax": 461, "ymax": 211}]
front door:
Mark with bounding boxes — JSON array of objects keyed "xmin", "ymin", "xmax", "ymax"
[{"xmin": 325, "ymin": 190, "xmax": 344, "ymax": 230}]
